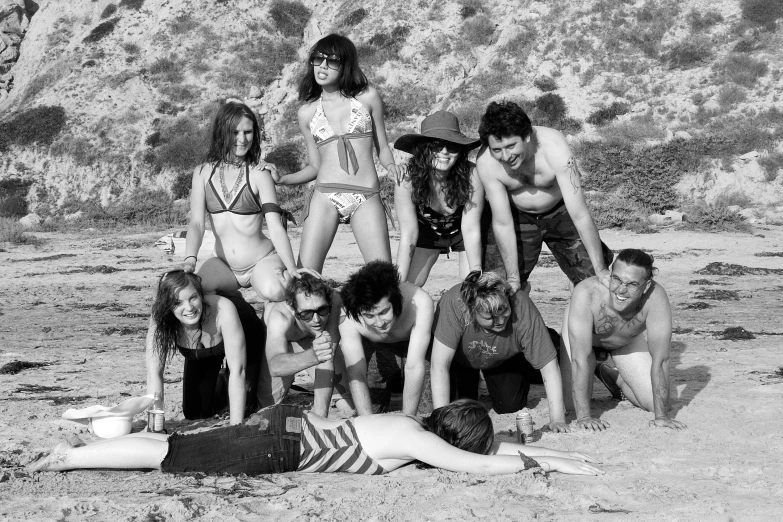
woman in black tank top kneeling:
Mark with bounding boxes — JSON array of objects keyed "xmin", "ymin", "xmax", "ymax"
[{"xmin": 145, "ymin": 270, "xmax": 262, "ymax": 425}]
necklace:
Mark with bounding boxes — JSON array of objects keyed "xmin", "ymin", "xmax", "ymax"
[{"xmin": 219, "ymin": 162, "xmax": 244, "ymax": 202}]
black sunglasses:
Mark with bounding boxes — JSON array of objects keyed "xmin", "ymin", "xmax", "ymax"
[
  {"xmin": 295, "ymin": 304, "xmax": 331, "ymax": 321},
  {"xmin": 310, "ymin": 54, "xmax": 342, "ymax": 70},
  {"xmin": 431, "ymin": 140, "xmax": 462, "ymax": 154}
]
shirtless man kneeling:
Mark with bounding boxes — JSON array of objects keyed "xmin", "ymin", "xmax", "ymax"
[
  {"xmin": 339, "ymin": 261, "xmax": 433, "ymax": 416},
  {"xmin": 262, "ymin": 273, "xmax": 352, "ymax": 417},
  {"xmin": 561, "ymin": 249, "xmax": 686, "ymax": 430}
]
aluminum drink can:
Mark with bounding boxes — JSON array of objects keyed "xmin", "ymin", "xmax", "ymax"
[{"xmin": 516, "ymin": 411, "xmax": 534, "ymax": 444}]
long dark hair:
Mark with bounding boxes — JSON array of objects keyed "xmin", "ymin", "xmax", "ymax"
[
  {"xmin": 423, "ymin": 399, "xmax": 494, "ymax": 455},
  {"xmin": 298, "ymin": 34, "xmax": 369, "ymax": 102},
  {"xmin": 204, "ymin": 102, "xmax": 262, "ymax": 166},
  {"xmin": 405, "ymin": 140, "xmax": 474, "ymax": 210},
  {"xmin": 151, "ymin": 270, "xmax": 209, "ymax": 362}
]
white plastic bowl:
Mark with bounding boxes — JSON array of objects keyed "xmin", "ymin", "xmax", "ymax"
[{"xmin": 89, "ymin": 415, "xmax": 133, "ymax": 438}]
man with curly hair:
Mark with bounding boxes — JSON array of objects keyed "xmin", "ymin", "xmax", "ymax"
[
  {"xmin": 339, "ymin": 261, "xmax": 434, "ymax": 416},
  {"xmin": 476, "ymin": 101, "xmax": 613, "ymax": 294}
]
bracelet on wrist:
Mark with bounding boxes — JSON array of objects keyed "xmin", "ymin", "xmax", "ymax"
[{"xmin": 184, "ymin": 255, "xmax": 197, "ymax": 263}]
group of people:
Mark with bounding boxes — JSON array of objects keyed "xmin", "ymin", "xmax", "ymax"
[{"xmin": 30, "ymin": 33, "xmax": 686, "ymax": 479}]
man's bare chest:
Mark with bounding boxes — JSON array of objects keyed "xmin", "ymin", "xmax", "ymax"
[{"xmin": 592, "ymin": 303, "xmax": 647, "ymax": 347}]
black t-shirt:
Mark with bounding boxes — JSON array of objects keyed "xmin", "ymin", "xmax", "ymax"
[{"xmin": 433, "ymin": 284, "xmax": 557, "ymax": 370}]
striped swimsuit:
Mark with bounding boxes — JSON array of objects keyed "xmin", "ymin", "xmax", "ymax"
[{"xmin": 297, "ymin": 414, "xmax": 386, "ymax": 475}]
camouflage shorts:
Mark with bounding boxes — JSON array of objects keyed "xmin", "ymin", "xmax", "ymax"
[{"xmin": 483, "ymin": 198, "xmax": 613, "ymax": 285}]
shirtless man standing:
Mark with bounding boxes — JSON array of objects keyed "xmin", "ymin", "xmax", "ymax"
[
  {"xmin": 262, "ymin": 273, "xmax": 351, "ymax": 417},
  {"xmin": 476, "ymin": 101, "xmax": 613, "ymax": 293},
  {"xmin": 339, "ymin": 261, "xmax": 434, "ymax": 416},
  {"xmin": 561, "ymin": 249, "xmax": 686, "ymax": 430}
]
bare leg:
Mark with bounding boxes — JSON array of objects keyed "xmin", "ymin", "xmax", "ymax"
[
  {"xmin": 249, "ymin": 253, "xmax": 291, "ymax": 303},
  {"xmin": 612, "ymin": 334, "xmax": 656, "ymax": 411},
  {"xmin": 298, "ymin": 192, "xmax": 340, "ymax": 272},
  {"xmin": 351, "ymin": 196, "xmax": 392, "ymax": 263},
  {"xmin": 406, "ymin": 248, "xmax": 440, "ymax": 287},
  {"xmin": 28, "ymin": 433, "xmax": 169, "ymax": 472},
  {"xmin": 197, "ymin": 258, "xmax": 241, "ymax": 295}
]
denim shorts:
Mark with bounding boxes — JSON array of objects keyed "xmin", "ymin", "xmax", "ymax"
[{"xmin": 161, "ymin": 404, "xmax": 303, "ymax": 475}]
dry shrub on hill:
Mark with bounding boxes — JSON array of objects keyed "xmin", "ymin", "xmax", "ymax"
[
  {"xmin": 713, "ymin": 53, "xmax": 768, "ymax": 87},
  {"xmin": 741, "ymin": 0, "xmax": 783, "ymax": 30},
  {"xmin": 382, "ymin": 81, "xmax": 436, "ymax": 124},
  {"xmin": 0, "ymin": 218, "xmax": 42, "ymax": 246},
  {"xmin": 597, "ymin": 112, "xmax": 665, "ymax": 144},
  {"xmin": 717, "ymin": 84, "xmax": 747, "ymax": 110},
  {"xmin": 665, "ymin": 35, "xmax": 713, "ymax": 69},
  {"xmin": 0, "ymin": 178, "xmax": 32, "ymax": 218},
  {"xmin": 461, "ymin": 14, "xmax": 496, "ymax": 47},
  {"xmin": 101, "ymin": 4, "xmax": 117, "ymax": 19},
  {"xmin": 119, "ymin": 0, "xmax": 144, "ymax": 10},
  {"xmin": 218, "ymin": 37, "xmax": 298, "ymax": 94},
  {"xmin": 337, "ymin": 7, "xmax": 368, "ymax": 29},
  {"xmin": 269, "ymin": 0, "xmax": 312, "ymax": 38},
  {"xmin": 0, "ymin": 106, "xmax": 67, "ymax": 152},
  {"xmin": 687, "ymin": 9, "xmax": 724, "ymax": 32},
  {"xmin": 759, "ymin": 152, "xmax": 783, "ymax": 181},
  {"xmin": 83, "ymin": 19, "xmax": 118, "ymax": 44}
]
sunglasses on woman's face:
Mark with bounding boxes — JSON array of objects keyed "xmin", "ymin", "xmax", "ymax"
[
  {"xmin": 310, "ymin": 53, "xmax": 342, "ymax": 70},
  {"xmin": 295, "ymin": 304, "xmax": 331, "ymax": 322},
  {"xmin": 431, "ymin": 140, "xmax": 462, "ymax": 154}
]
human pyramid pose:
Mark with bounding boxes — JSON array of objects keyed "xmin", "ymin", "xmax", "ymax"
[{"xmin": 31, "ymin": 33, "xmax": 685, "ymax": 479}]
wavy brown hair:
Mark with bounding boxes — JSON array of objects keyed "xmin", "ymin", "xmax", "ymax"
[
  {"xmin": 204, "ymin": 102, "xmax": 262, "ymax": 166},
  {"xmin": 151, "ymin": 271, "xmax": 208, "ymax": 362},
  {"xmin": 404, "ymin": 140, "xmax": 474, "ymax": 210}
]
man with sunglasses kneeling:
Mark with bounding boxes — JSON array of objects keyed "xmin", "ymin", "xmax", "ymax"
[
  {"xmin": 561, "ymin": 249, "xmax": 686, "ymax": 431},
  {"xmin": 260, "ymin": 273, "xmax": 353, "ymax": 417}
]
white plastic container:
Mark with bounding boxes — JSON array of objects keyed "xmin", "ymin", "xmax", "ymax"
[{"xmin": 89, "ymin": 415, "xmax": 133, "ymax": 438}]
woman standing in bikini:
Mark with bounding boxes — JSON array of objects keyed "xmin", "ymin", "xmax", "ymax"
[
  {"xmin": 272, "ymin": 34, "xmax": 399, "ymax": 273},
  {"xmin": 182, "ymin": 101, "xmax": 307, "ymax": 302},
  {"xmin": 393, "ymin": 111, "xmax": 487, "ymax": 287},
  {"xmin": 30, "ymin": 399, "xmax": 603, "ymax": 476}
]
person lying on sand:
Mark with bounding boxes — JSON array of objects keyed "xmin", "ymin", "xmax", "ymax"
[
  {"xmin": 261, "ymin": 273, "xmax": 354, "ymax": 416},
  {"xmin": 560, "ymin": 249, "xmax": 686, "ymax": 431},
  {"xmin": 146, "ymin": 270, "xmax": 264, "ymax": 425},
  {"xmin": 29, "ymin": 400, "xmax": 603, "ymax": 476},
  {"xmin": 339, "ymin": 261, "xmax": 433, "ymax": 415}
]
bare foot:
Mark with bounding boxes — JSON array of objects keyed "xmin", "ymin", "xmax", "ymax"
[
  {"xmin": 332, "ymin": 398, "xmax": 357, "ymax": 416},
  {"xmin": 27, "ymin": 441, "xmax": 73, "ymax": 472}
]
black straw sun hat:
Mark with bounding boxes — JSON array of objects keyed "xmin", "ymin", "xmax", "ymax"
[{"xmin": 394, "ymin": 111, "xmax": 480, "ymax": 155}]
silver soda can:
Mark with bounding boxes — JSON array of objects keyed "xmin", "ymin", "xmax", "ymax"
[{"xmin": 516, "ymin": 411, "xmax": 534, "ymax": 444}]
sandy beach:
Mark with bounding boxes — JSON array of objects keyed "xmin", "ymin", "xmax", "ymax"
[{"xmin": 1, "ymin": 224, "xmax": 782, "ymax": 521}]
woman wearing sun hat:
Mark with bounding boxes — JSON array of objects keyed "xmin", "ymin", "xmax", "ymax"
[{"xmin": 393, "ymin": 111, "xmax": 488, "ymax": 286}]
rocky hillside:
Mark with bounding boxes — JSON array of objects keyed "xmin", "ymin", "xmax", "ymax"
[{"xmin": 1, "ymin": 0, "xmax": 782, "ymax": 222}]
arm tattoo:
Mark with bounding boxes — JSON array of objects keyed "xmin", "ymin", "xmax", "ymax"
[
  {"xmin": 566, "ymin": 157, "xmax": 582, "ymax": 194},
  {"xmin": 407, "ymin": 244, "xmax": 416, "ymax": 261}
]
